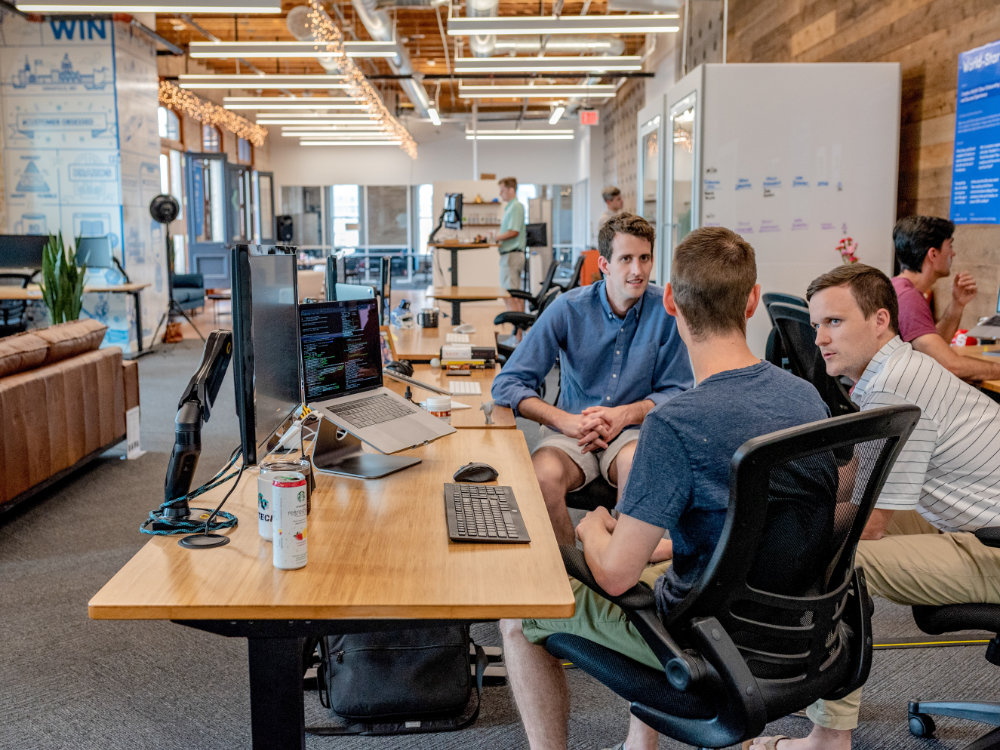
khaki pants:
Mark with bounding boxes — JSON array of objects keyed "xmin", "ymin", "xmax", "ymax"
[{"xmin": 808, "ymin": 515, "xmax": 1000, "ymax": 730}]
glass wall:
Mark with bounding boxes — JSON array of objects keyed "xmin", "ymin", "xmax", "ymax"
[{"xmin": 280, "ymin": 186, "xmax": 324, "ymax": 253}]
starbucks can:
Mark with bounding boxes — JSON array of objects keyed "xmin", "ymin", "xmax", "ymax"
[{"xmin": 272, "ymin": 472, "xmax": 308, "ymax": 570}]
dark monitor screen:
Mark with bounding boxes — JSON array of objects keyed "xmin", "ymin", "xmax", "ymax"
[
  {"xmin": 378, "ymin": 256, "xmax": 392, "ymax": 325},
  {"xmin": 325, "ymin": 255, "xmax": 347, "ymax": 300},
  {"xmin": 525, "ymin": 223, "xmax": 547, "ymax": 247},
  {"xmin": 444, "ymin": 192, "xmax": 463, "ymax": 230},
  {"xmin": 300, "ymin": 298, "xmax": 382, "ymax": 402},
  {"xmin": 76, "ymin": 236, "xmax": 114, "ymax": 268},
  {"xmin": 0, "ymin": 234, "xmax": 47, "ymax": 268},
  {"xmin": 231, "ymin": 244, "xmax": 301, "ymax": 467}
]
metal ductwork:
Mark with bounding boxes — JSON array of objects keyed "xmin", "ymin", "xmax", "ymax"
[{"xmin": 286, "ymin": 3, "xmax": 431, "ymax": 118}]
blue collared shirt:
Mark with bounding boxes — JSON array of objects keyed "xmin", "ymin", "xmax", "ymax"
[{"xmin": 491, "ymin": 280, "xmax": 693, "ymax": 420}]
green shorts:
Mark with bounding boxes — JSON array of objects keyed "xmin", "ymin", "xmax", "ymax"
[{"xmin": 521, "ymin": 561, "xmax": 670, "ymax": 671}]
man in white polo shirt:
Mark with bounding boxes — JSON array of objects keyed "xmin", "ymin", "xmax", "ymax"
[{"xmin": 749, "ymin": 263, "xmax": 1000, "ymax": 750}]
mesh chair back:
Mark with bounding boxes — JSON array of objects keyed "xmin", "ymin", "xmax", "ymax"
[
  {"xmin": 563, "ymin": 253, "xmax": 587, "ymax": 292},
  {"xmin": 762, "ymin": 292, "xmax": 807, "ymax": 325},
  {"xmin": 770, "ymin": 303, "xmax": 857, "ymax": 416},
  {"xmin": 662, "ymin": 405, "xmax": 920, "ymax": 717}
]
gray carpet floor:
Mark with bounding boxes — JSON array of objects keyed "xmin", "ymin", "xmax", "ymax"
[{"xmin": 1, "ymin": 338, "xmax": 997, "ymax": 749}]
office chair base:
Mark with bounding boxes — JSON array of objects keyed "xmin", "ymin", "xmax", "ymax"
[{"xmin": 909, "ymin": 700, "xmax": 1000, "ymax": 748}]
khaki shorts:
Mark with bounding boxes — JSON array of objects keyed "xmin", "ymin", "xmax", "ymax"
[
  {"xmin": 534, "ymin": 425, "xmax": 640, "ymax": 490},
  {"xmin": 522, "ymin": 562, "xmax": 669, "ymax": 671},
  {"xmin": 499, "ymin": 250, "xmax": 526, "ymax": 290}
]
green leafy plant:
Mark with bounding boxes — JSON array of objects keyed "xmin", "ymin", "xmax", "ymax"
[{"xmin": 39, "ymin": 233, "xmax": 86, "ymax": 325}]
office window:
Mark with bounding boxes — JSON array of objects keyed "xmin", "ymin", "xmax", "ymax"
[
  {"xmin": 202, "ymin": 124, "xmax": 222, "ymax": 153},
  {"xmin": 157, "ymin": 106, "xmax": 181, "ymax": 144},
  {"xmin": 280, "ymin": 186, "xmax": 324, "ymax": 248},
  {"xmin": 366, "ymin": 186, "xmax": 408, "ymax": 247},
  {"xmin": 331, "ymin": 184, "xmax": 361, "ymax": 249},
  {"xmin": 414, "ymin": 184, "xmax": 433, "ymax": 255},
  {"xmin": 516, "ymin": 183, "xmax": 539, "ymax": 206},
  {"xmin": 237, "ymin": 137, "xmax": 253, "ymax": 165},
  {"xmin": 549, "ymin": 184, "xmax": 573, "ymax": 249},
  {"xmin": 158, "ymin": 149, "xmax": 184, "ymax": 221}
]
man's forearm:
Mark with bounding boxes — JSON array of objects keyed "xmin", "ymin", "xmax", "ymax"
[
  {"xmin": 622, "ymin": 399, "xmax": 656, "ymax": 425},
  {"xmin": 936, "ymin": 302, "xmax": 965, "ymax": 344},
  {"xmin": 517, "ymin": 396, "xmax": 572, "ymax": 430}
]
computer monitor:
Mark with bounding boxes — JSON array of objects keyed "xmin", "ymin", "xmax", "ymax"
[
  {"xmin": 526, "ymin": 223, "xmax": 548, "ymax": 248},
  {"xmin": 325, "ymin": 254, "xmax": 347, "ymax": 300},
  {"xmin": 444, "ymin": 192, "xmax": 463, "ymax": 230},
  {"xmin": 76, "ymin": 236, "xmax": 114, "ymax": 268},
  {"xmin": 377, "ymin": 256, "xmax": 392, "ymax": 324},
  {"xmin": 332, "ymin": 282, "xmax": 376, "ymax": 302},
  {"xmin": 0, "ymin": 234, "xmax": 47, "ymax": 268},
  {"xmin": 231, "ymin": 244, "xmax": 301, "ymax": 467}
]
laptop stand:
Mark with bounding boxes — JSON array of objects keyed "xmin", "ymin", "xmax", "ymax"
[{"xmin": 310, "ymin": 416, "xmax": 420, "ymax": 479}]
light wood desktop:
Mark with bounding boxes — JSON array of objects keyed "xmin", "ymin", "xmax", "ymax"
[
  {"xmin": 384, "ymin": 363, "xmax": 515, "ymax": 428},
  {"xmin": 389, "ymin": 302, "xmax": 503, "ymax": 362},
  {"xmin": 88, "ymin": 429, "xmax": 573, "ymax": 748},
  {"xmin": 955, "ymin": 343, "xmax": 1000, "ymax": 394},
  {"xmin": 430, "ymin": 286, "xmax": 510, "ymax": 325}
]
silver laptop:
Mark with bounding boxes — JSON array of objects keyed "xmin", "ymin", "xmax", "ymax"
[
  {"xmin": 968, "ymin": 287, "xmax": 1000, "ymax": 341},
  {"xmin": 299, "ymin": 298, "xmax": 455, "ymax": 454}
]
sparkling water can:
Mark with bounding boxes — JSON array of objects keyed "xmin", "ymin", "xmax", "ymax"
[{"xmin": 272, "ymin": 472, "xmax": 308, "ymax": 570}]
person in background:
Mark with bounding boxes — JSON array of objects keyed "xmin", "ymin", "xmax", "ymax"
[
  {"xmin": 597, "ymin": 185, "xmax": 625, "ymax": 230},
  {"xmin": 750, "ymin": 263, "xmax": 1000, "ymax": 750},
  {"xmin": 891, "ymin": 215, "xmax": 1000, "ymax": 380},
  {"xmin": 497, "ymin": 176, "xmax": 527, "ymax": 312},
  {"xmin": 501, "ymin": 226, "xmax": 833, "ymax": 750},
  {"xmin": 492, "ymin": 213, "xmax": 692, "ymax": 547}
]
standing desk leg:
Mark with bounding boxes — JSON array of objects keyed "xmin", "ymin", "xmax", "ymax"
[
  {"xmin": 247, "ymin": 636, "xmax": 306, "ymax": 750},
  {"xmin": 131, "ymin": 291, "xmax": 143, "ymax": 353},
  {"xmin": 450, "ymin": 248, "xmax": 460, "ymax": 287},
  {"xmin": 450, "ymin": 300, "xmax": 462, "ymax": 325}
]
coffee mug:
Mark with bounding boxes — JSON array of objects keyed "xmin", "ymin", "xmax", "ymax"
[{"xmin": 418, "ymin": 307, "xmax": 439, "ymax": 328}]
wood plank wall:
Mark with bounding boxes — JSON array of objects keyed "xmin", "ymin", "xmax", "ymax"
[{"xmin": 727, "ymin": 0, "xmax": 1000, "ymax": 325}]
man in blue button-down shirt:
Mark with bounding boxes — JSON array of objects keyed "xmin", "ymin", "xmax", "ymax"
[{"xmin": 492, "ymin": 213, "xmax": 693, "ymax": 545}]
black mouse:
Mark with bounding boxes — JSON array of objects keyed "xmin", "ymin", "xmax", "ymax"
[
  {"xmin": 385, "ymin": 359, "xmax": 414, "ymax": 376},
  {"xmin": 453, "ymin": 462, "xmax": 499, "ymax": 483}
]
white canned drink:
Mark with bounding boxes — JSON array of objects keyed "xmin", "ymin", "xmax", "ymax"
[
  {"xmin": 272, "ymin": 472, "xmax": 308, "ymax": 570},
  {"xmin": 257, "ymin": 465, "xmax": 278, "ymax": 541}
]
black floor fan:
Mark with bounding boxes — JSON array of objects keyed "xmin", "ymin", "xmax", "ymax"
[{"xmin": 148, "ymin": 194, "xmax": 204, "ymax": 346}]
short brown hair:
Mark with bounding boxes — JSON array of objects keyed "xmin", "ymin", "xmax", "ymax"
[
  {"xmin": 806, "ymin": 264, "xmax": 899, "ymax": 335},
  {"xmin": 601, "ymin": 185, "xmax": 621, "ymax": 202},
  {"xmin": 498, "ymin": 177, "xmax": 517, "ymax": 190},
  {"xmin": 671, "ymin": 227, "xmax": 756, "ymax": 338},
  {"xmin": 597, "ymin": 212, "xmax": 655, "ymax": 262}
]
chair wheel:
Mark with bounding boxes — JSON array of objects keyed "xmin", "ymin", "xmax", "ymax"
[{"xmin": 908, "ymin": 712, "xmax": 936, "ymax": 738}]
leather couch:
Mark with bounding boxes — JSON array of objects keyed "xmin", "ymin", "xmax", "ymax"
[
  {"xmin": 172, "ymin": 272, "xmax": 206, "ymax": 312},
  {"xmin": 0, "ymin": 319, "xmax": 139, "ymax": 512}
]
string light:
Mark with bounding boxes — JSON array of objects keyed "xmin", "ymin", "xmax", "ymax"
[
  {"xmin": 305, "ymin": 0, "xmax": 416, "ymax": 158},
  {"xmin": 159, "ymin": 80, "xmax": 268, "ymax": 147}
]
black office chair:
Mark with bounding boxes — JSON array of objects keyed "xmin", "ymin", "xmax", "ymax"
[
  {"xmin": 561, "ymin": 253, "xmax": 588, "ymax": 293},
  {"xmin": 507, "ymin": 258, "xmax": 562, "ymax": 313},
  {"xmin": 493, "ymin": 286, "xmax": 563, "ymax": 363},
  {"xmin": 0, "ymin": 273, "xmax": 32, "ymax": 337},
  {"xmin": 770, "ymin": 302, "xmax": 858, "ymax": 417},
  {"xmin": 545, "ymin": 405, "xmax": 921, "ymax": 749},
  {"xmin": 907, "ymin": 526, "xmax": 1000, "ymax": 748},
  {"xmin": 762, "ymin": 292, "xmax": 807, "ymax": 323}
]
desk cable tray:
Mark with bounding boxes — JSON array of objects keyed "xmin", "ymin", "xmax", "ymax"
[{"xmin": 444, "ymin": 483, "xmax": 530, "ymax": 543}]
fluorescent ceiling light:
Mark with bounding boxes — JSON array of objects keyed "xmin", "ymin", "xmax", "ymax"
[
  {"xmin": 189, "ymin": 41, "xmax": 398, "ymax": 60},
  {"xmin": 447, "ymin": 14, "xmax": 679, "ymax": 36},
  {"xmin": 495, "ymin": 39, "xmax": 621, "ymax": 53},
  {"xmin": 455, "ymin": 56, "xmax": 642, "ymax": 73},
  {"xmin": 259, "ymin": 118, "xmax": 375, "ymax": 126},
  {"xmin": 427, "ymin": 106, "xmax": 442, "ymax": 127},
  {"xmin": 281, "ymin": 124, "xmax": 383, "ymax": 131},
  {"xmin": 549, "ymin": 105, "xmax": 566, "ymax": 125},
  {"xmin": 459, "ymin": 84, "xmax": 616, "ymax": 99},
  {"xmin": 224, "ymin": 97, "xmax": 367, "ymax": 111},
  {"xmin": 464, "ymin": 129, "xmax": 574, "ymax": 140},
  {"xmin": 301, "ymin": 140, "xmax": 403, "ymax": 146},
  {"xmin": 178, "ymin": 74, "xmax": 349, "ymax": 90},
  {"xmin": 285, "ymin": 132, "xmax": 398, "ymax": 138},
  {"xmin": 16, "ymin": 0, "xmax": 278, "ymax": 10},
  {"xmin": 255, "ymin": 112, "xmax": 373, "ymax": 120}
]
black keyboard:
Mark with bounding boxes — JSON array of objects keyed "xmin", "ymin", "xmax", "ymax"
[{"xmin": 444, "ymin": 483, "xmax": 530, "ymax": 543}]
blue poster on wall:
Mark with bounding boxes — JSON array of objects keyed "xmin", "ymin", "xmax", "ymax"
[{"xmin": 951, "ymin": 40, "xmax": 1000, "ymax": 224}]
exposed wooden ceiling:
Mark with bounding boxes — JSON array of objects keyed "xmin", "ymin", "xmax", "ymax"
[{"xmin": 154, "ymin": 0, "xmax": 651, "ymax": 119}]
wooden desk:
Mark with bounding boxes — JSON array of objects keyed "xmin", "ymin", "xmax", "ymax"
[
  {"xmin": 88, "ymin": 430, "xmax": 572, "ymax": 749},
  {"xmin": 384, "ymin": 364, "xmax": 515, "ymax": 428},
  {"xmin": 955, "ymin": 344, "xmax": 1000, "ymax": 394},
  {"xmin": 0, "ymin": 282, "xmax": 151, "ymax": 353},
  {"xmin": 429, "ymin": 242, "xmax": 497, "ymax": 286},
  {"xmin": 390, "ymin": 301, "xmax": 503, "ymax": 362},
  {"xmin": 430, "ymin": 285, "xmax": 510, "ymax": 325}
]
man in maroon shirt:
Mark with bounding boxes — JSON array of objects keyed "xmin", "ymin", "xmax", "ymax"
[{"xmin": 892, "ymin": 215, "xmax": 1000, "ymax": 381}]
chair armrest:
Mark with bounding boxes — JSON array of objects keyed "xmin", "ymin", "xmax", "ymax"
[
  {"xmin": 975, "ymin": 527, "xmax": 1000, "ymax": 548},
  {"xmin": 507, "ymin": 289, "xmax": 533, "ymax": 301},
  {"xmin": 494, "ymin": 311, "xmax": 537, "ymax": 330}
]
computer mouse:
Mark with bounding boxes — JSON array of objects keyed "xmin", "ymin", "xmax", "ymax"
[
  {"xmin": 453, "ymin": 462, "xmax": 499, "ymax": 483},
  {"xmin": 385, "ymin": 359, "xmax": 414, "ymax": 376}
]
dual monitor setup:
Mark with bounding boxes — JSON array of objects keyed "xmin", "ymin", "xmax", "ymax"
[{"xmin": 0, "ymin": 233, "xmax": 126, "ymax": 279}]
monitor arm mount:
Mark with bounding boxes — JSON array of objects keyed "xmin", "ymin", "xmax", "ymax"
[
  {"xmin": 162, "ymin": 330, "xmax": 233, "ymax": 520},
  {"xmin": 428, "ymin": 208, "xmax": 448, "ymax": 244}
]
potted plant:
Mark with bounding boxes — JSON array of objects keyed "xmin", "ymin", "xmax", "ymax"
[{"xmin": 39, "ymin": 232, "xmax": 86, "ymax": 324}]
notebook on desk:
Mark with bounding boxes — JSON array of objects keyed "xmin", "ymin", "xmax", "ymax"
[
  {"xmin": 300, "ymin": 299, "xmax": 455, "ymax": 454},
  {"xmin": 968, "ymin": 286, "xmax": 1000, "ymax": 341}
]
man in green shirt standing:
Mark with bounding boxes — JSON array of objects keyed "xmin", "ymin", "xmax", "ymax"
[{"xmin": 497, "ymin": 176, "xmax": 527, "ymax": 312}]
